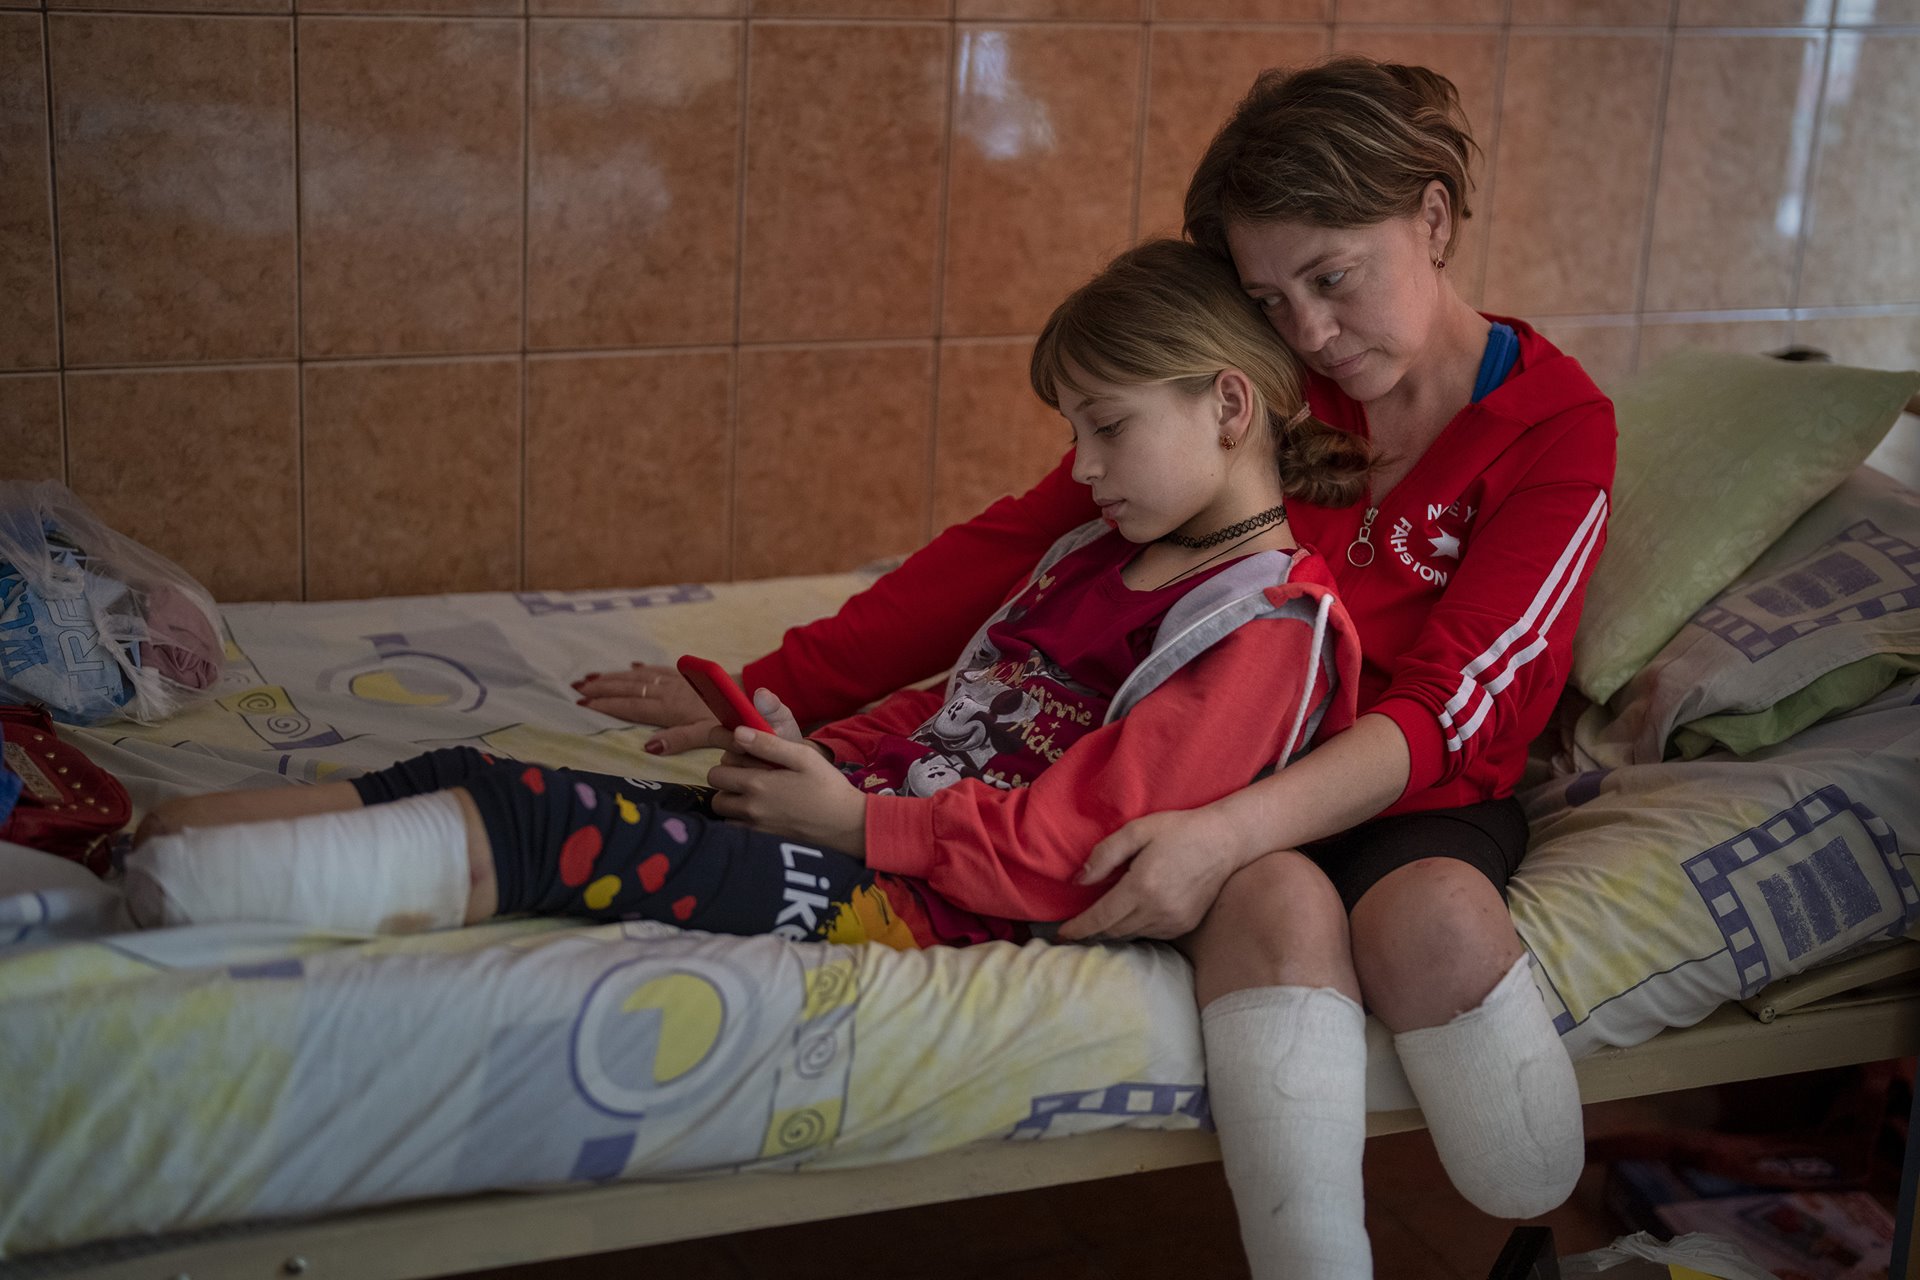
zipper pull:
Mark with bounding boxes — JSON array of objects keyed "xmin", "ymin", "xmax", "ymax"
[{"xmin": 1346, "ymin": 505, "xmax": 1379, "ymax": 567}]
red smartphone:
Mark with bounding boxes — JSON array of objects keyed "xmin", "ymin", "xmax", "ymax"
[{"xmin": 675, "ymin": 655, "xmax": 775, "ymax": 734}]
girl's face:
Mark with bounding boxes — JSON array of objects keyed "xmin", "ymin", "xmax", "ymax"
[
  {"xmin": 1226, "ymin": 196, "xmax": 1449, "ymax": 405},
  {"xmin": 1059, "ymin": 371, "xmax": 1249, "ymax": 544}
]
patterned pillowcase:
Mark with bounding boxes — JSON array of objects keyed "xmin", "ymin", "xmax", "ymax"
[
  {"xmin": 1514, "ymin": 674, "xmax": 1920, "ymax": 1058},
  {"xmin": 1578, "ymin": 466, "xmax": 1920, "ymax": 766}
]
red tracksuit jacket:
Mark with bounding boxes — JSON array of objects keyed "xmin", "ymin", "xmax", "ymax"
[{"xmin": 745, "ymin": 318, "xmax": 1617, "ymax": 817}]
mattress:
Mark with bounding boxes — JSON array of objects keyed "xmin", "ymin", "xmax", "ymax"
[{"xmin": 3, "ymin": 563, "xmax": 1916, "ymax": 1259}]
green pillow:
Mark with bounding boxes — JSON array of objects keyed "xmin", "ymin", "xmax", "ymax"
[
  {"xmin": 1570, "ymin": 351, "xmax": 1920, "ymax": 704},
  {"xmin": 1670, "ymin": 652, "xmax": 1920, "ymax": 759}
]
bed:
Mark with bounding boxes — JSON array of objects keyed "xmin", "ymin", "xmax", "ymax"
[{"xmin": 3, "ymin": 357, "xmax": 1919, "ymax": 1280}]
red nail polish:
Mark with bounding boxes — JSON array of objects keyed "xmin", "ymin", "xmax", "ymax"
[
  {"xmin": 645, "ymin": 740, "xmax": 663, "ymax": 754},
  {"xmin": 575, "ymin": 698, "xmax": 590, "ymax": 707}
]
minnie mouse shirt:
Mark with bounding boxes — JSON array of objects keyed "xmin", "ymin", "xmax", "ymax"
[
  {"xmin": 840, "ymin": 531, "xmax": 1235, "ymax": 800},
  {"xmin": 810, "ymin": 527, "xmax": 1363, "ymax": 928}
]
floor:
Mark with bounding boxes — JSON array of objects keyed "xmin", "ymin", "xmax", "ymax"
[{"xmin": 455, "ymin": 1094, "xmax": 1707, "ymax": 1280}]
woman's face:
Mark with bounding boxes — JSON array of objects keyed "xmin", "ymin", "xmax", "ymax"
[{"xmin": 1227, "ymin": 208, "xmax": 1446, "ymax": 405}]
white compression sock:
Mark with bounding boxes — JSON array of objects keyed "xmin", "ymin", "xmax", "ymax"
[
  {"xmin": 1391, "ymin": 953, "xmax": 1584, "ymax": 1219},
  {"xmin": 123, "ymin": 791, "xmax": 471, "ymax": 935},
  {"xmin": 1202, "ymin": 985, "xmax": 1371, "ymax": 1280}
]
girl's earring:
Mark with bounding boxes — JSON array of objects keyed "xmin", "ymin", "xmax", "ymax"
[
  {"xmin": 1219, "ymin": 434, "xmax": 1237, "ymax": 451},
  {"xmin": 1433, "ymin": 256, "xmax": 1447, "ymax": 270}
]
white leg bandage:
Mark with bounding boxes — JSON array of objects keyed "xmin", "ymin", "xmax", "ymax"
[
  {"xmin": 124, "ymin": 791, "xmax": 471, "ymax": 935},
  {"xmin": 1391, "ymin": 953, "xmax": 1584, "ymax": 1219},
  {"xmin": 1202, "ymin": 985, "xmax": 1371, "ymax": 1280}
]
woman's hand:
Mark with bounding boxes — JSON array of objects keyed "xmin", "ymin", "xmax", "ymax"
[
  {"xmin": 707, "ymin": 726, "xmax": 867, "ymax": 857},
  {"xmin": 1057, "ymin": 807, "xmax": 1246, "ymax": 942},
  {"xmin": 572, "ymin": 663, "xmax": 719, "ymax": 755}
]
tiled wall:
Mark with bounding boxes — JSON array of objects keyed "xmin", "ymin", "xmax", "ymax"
[{"xmin": 2, "ymin": 0, "xmax": 1918, "ymax": 602}]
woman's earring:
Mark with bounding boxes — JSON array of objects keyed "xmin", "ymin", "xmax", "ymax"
[
  {"xmin": 1219, "ymin": 434, "xmax": 1237, "ymax": 450},
  {"xmin": 1433, "ymin": 255, "xmax": 1447, "ymax": 270}
]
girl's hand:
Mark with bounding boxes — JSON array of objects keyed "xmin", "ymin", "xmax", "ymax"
[
  {"xmin": 572, "ymin": 663, "xmax": 719, "ymax": 755},
  {"xmin": 707, "ymin": 726, "xmax": 867, "ymax": 857},
  {"xmin": 701, "ymin": 688, "xmax": 806, "ymax": 758},
  {"xmin": 1057, "ymin": 807, "xmax": 1244, "ymax": 942}
]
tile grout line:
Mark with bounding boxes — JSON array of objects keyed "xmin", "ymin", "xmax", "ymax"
[
  {"xmin": 1126, "ymin": 0, "xmax": 1149, "ymax": 245},
  {"xmin": 1624, "ymin": 4, "xmax": 1679, "ymax": 373},
  {"xmin": 1786, "ymin": 10, "xmax": 1840, "ymax": 348},
  {"xmin": 291, "ymin": 6, "xmax": 307, "ymax": 599},
  {"xmin": 40, "ymin": 9, "xmax": 70, "ymax": 487},
  {"xmin": 22, "ymin": 6, "xmax": 1920, "ymax": 28},
  {"xmin": 726, "ymin": 13, "xmax": 749, "ymax": 581},
  {"xmin": 518, "ymin": 6, "xmax": 529, "ymax": 592},
  {"xmin": 925, "ymin": 14, "xmax": 957, "ymax": 546},
  {"xmin": 35, "ymin": 298, "xmax": 1920, "ymax": 380},
  {"xmin": 1472, "ymin": 0, "xmax": 1515, "ymax": 311}
]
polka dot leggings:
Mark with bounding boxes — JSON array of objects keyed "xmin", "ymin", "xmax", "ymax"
[{"xmin": 351, "ymin": 747, "xmax": 876, "ymax": 941}]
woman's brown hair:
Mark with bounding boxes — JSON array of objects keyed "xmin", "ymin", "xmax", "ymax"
[
  {"xmin": 1183, "ymin": 55, "xmax": 1480, "ymax": 264},
  {"xmin": 1030, "ymin": 239, "xmax": 1371, "ymax": 508}
]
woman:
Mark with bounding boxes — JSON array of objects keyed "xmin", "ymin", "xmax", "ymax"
[{"xmin": 583, "ymin": 57, "xmax": 1617, "ymax": 1279}]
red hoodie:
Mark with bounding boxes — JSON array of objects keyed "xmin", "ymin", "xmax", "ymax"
[
  {"xmin": 810, "ymin": 545, "xmax": 1361, "ymax": 923},
  {"xmin": 745, "ymin": 318, "xmax": 1617, "ymax": 817}
]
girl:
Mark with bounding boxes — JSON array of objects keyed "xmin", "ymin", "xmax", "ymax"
[
  {"xmin": 126, "ymin": 239, "xmax": 1369, "ymax": 969},
  {"xmin": 598, "ymin": 57, "xmax": 1616, "ymax": 1279}
]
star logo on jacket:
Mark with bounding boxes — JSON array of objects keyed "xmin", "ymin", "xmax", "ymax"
[{"xmin": 1388, "ymin": 498, "xmax": 1478, "ymax": 588}]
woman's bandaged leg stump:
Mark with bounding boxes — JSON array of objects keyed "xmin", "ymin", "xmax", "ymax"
[
  {"xmin": 1203, "ymin": 984, "xmax": 1371, "ymax": 1280},
  {"xmin": 1392, "ymin": 953, "xmax": 1584, "ymax": 1219},
  {"xmin": 124, "ymin": 791, "xmax": 471, "ymax": 934}
]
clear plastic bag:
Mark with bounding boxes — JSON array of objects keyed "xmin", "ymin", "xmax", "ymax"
[
  {"xmin": 1560, "ymin": 1231, "xmax": 1781, "ymax": 1279},
  {"xmin": 0, "ymin": 481, "xmax": 223, "ymax": 725}
]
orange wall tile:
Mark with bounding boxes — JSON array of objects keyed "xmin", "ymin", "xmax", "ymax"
[
  {"xmin": 525, "ymin": 350, "xmax": 735, "ymax": 588},
  {"xmin": 933, "ymin": 338, "xmax": 1070, "ymax": 529},
  {"xmin": 527, "ymin": 20, "xmax": 741, "ymax": 349},
  {"xmin": 9, "ymin": 5, "xmax": 1919, "ymax": 602},
  {"xmin": 733, "ymin": 343, "xmax": 933, "ymax": 578},
  {"xmin": 738, "ymin": 22, "xmax": 948, "ymax": 343},
  {"xmin": 1799, "ymin": 33, "xmax": 1920, "ymax": 307},
  {"xmin": 943, "ymin": 23, "xmax": 1142, "ymax": 337},
  {"xmin": 302, "ymin": 358, "xmax": 521, "ymax": 598},
  {"xmin": 1483, "ymin": 31, "xmax": 1666, "ymax": 317},
  {"xmin": 1644, "ymin": 33, "xmax": 1822, "ymax": 312},
  {"xmin": 298, "ymin": 17, "xmax": 524, "ymax": 357},
  {"xmin": 65, "ymin": 366, "xmax": 301, "ymax": 601},
  {"xmin": 50, "ymin": 14, "xmax": 297, "ymax": 365},
  {"xmin": 0, "ymin": 15, "xmax": 56, "ymax": 370},
  {"xmin": 1138, "ymin": 25, "xmax": 1327, "ymax": 240},
  {"xmin": 0, "ymin": 374, "xmax": 62, "ymax": 481}
]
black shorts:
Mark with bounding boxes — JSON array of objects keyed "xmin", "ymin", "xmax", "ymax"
[{"xmin": 1301, "ymin": 796, "xmax": 1530, "ymax": 914}]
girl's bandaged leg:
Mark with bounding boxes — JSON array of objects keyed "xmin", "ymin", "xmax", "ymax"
[
  {"xmin": 1392, "ymin": 953, "xmax": 1584, "ymax": 1219},
  {"xmin": 124, "ymin": 791, "xmax": 471, "ymax": 935},
  {"xmin": 1203, "ymin": 985, "xmax": 1371, "ymax": 1280}
]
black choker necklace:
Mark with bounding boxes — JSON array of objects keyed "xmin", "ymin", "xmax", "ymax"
[{"xmin": 1160, "ymin": 502, "xmax": 1288, "ymax": 550}]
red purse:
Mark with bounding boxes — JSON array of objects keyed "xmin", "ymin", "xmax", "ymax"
[{"xmin": 0, "ymin": 704, "xmax": 131, "ymax": 877}]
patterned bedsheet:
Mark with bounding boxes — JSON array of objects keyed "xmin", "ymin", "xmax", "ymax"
[
  {"xmin": 0, "ymin": 573, "xmax": 1223, "ymax": 1260},
  {"xmin": 2, "ymin": 563, "xmax": 1915, "ymax": 1260}
]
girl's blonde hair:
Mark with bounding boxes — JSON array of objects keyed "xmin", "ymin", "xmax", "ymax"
[
  {"xmin": 1030, "ymin": 239, "xmax": 1370, "ymax": 508},
  {"xmin": 1183, "ymin": 56, "xmax": 1480, "ymax": 264}
]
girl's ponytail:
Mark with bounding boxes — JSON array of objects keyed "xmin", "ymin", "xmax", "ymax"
[{"xmin": 1277, "ymin": 413, "xmax": 1372, "ymax": 508}]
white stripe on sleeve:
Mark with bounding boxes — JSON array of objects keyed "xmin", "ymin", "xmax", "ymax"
[{"xmin": 1441, "ymin": 492, "xmax": 1609, "ymax": 753}]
